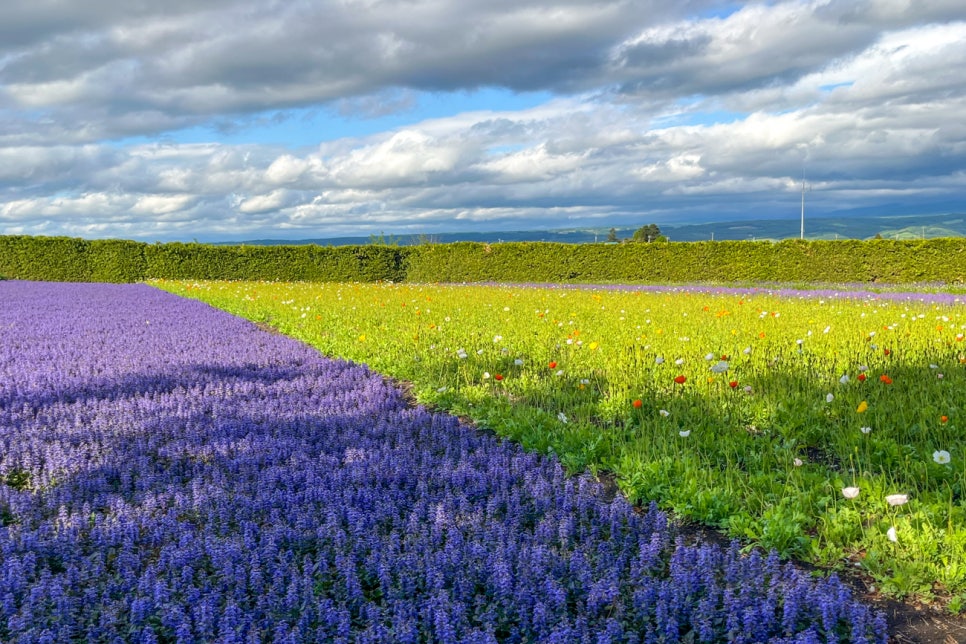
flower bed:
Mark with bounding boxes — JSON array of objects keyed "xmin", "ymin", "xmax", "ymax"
[{"xmin": 0, "ymin": 281, "xmax": 886, "ymax": 642}]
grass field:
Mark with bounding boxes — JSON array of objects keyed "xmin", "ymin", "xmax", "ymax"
[{"xmin": 159, "ymin": 280, "xmax": 966, "ymax": 612}]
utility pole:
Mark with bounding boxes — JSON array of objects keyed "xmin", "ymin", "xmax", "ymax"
[{"xmin": 800, "ymin": 168, "xmax": 806, "ymax": 240}]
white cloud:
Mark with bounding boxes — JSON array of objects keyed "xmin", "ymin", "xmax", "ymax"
[{"xmin": 0, "ymin": 1, "xmax": 964, "ymax": 240}]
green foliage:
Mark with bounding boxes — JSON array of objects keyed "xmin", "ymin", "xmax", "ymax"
[
  {"xmin": 632, "ymin": 223, "xmax": 662, "ymax": 242},
  {"xmin": 404, "ymin": 239, "xmax": 966, "ymax": 284},
  {"xmin": 2, "ymin": 234, "xmax": 965, "ymax": 284},
  {"xmin": 0, "ymin": 236, "xmax": 408, "ymax": 283}
]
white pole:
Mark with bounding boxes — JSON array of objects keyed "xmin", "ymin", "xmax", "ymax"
[{"xmin": 800, "ymin": 169, "xmax": 805, "ymax": 240}]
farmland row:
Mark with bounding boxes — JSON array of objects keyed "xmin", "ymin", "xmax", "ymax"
[
  {"xmin": 0, "ymin": 281, "xmax": 887, "ymax": 641},
  {"xmin": 159, "ymin": 280, "xmax": 966, "ymax": 612}
]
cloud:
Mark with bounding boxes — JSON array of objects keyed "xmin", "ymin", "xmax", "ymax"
[{"xmin": 0, "ymin": 1, "xmax": 964, "ymax": 240}]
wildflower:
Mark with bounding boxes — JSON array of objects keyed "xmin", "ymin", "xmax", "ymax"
[
  {"xmin": 793, "ymin": 458, "xmax": 803, "ymax": 467},
  {"xmin": 705, "ymin": 353, "xmax": 715, "ymax": 361},
  {"xmin": 483, "ymin": 372, "xmax": 491, "ymax": 379},
  {"xmin": 555, "ymin": 370, "xmax": 564, "ymax": 377},
  {"xmin": 860, "ymin": 426, "xmax": 872, "ymax": 434},
  {"xmin": 729, "ymin": 380, "xmax": 739, "ymax": 388},
  {"xmin": 557, "ymin": 412, "xmax": 568, "ymax": 424},
  {"xmin": 887, "ymin": 526, "xmax": 898, "ymax": 543},
  {"xmin": 655, "ymin": 356, "xmax": 665, "ymax": 365},
  {"xmin": 842, "ymin": 487, "xmax": 860, "ymax": 499},
  {"xmin": 659, "ymin": 409, "xmax": 670, "ymax": 417},
  {"xmin": 826, "ymin": 393, "xmax": 834, "ymax": 403},
  {"xmin": 514, "ymin": 358, "xmax": 524, "ymax": 366},
  {"xmin": 933, "ymin": 450, "xmax": 951, "ymax": 464},
  {"xmin": 679, "ymin": 430, "xmax": 691, "ymax": 437},
  {"xmin": 548, "ymin": 361, "xmax": 557, "ymax": 369},
  {"xmin": 589, "ymin": 342, "xmax": 599, "ymax": 350},
  {"xmin": 710, "ymin": 361, "xmax": 729, "ymax": 374},
  {"xmin": 879, "ymin": 375, "xmax": 893, "ymax": 384},
  {"xmin": 632, "ymin": 399, "xmax": 643, "ymax": 409},
  {"xmin": 494, "ymin": 374, "xmax": 504, "ymax": 381},
  {"xmin": 938, "ymin": 373, "xmax": 944, "ymax": 379},
  {"xmin": 839, "ymin": 374, "xmax": 850, "ymax": 384},
  {"xmin": 858, "ymin": 365, "xmax": 868, "ymax": 371},
  {"xmin": 437, "ymin": 386, "xmax": 448, "ymax": 393},
  {"xmin": 857, "ymin": 373, "xmax": 867, "ymax": 382},
  {"xmin": 856, "ymin": 401, "xmax": 868, "ymax": 413},
  {"xmin": 493, "ymin": 335, "xmax": 503, "ymax": 343},
  {"xmin": 743, "ymin": 346, "xmax": 752, "ymax": 355},
  {"xmin": 883, "ymin": 348, "xmax": 891, "ymax": 356},
  {"xmin": 941, "ymin": 415, "xmax": 949, "ymax": 424},
  {"xmin": 675, "ymin": 358, "xmax": 684, "ymax": 365},
  {"xmin": 674, "ymin": 375, "xmax": 687, "ymax": 384},
  {"xmin": 743, "ymin": 385, "xmax": 753, "ymax": 394},
  {"xmin": 885, "ymin": 494, "xmax": 908, "ymax": 507}
]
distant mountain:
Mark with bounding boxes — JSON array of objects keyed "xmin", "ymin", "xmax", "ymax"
[{"xmin": 223, "ymin": 213, "xmax": 966, "ymax": 246}]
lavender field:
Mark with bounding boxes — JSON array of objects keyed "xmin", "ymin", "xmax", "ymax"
[{"xmin": 0, "ymin": 281, "xmax": 887, "ymax": 642}]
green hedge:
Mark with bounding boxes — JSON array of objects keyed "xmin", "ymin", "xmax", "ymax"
[
  {"xmin": 0, "ymin": 236, "xmax": 408, "ymax": 283},
  {"xmin": 2, "ymin": 235, "xmax": 965, "ymax": 284},
  {"xmin": 403, "ymin": 239, "xmax": 966, "ymax": 284}
]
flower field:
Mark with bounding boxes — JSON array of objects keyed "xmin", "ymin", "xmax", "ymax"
[
  {"xmin": 0, "ymin": 281, "xmax": 889, "ymax": 642},
  {"xmin": 158, "ymin": 280, "xmax": 966, "ymax": 613}
]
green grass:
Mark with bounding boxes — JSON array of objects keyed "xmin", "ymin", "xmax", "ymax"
[{"xmin": 156, "ymin": 279, "xmax": 966, "ymax": 611}]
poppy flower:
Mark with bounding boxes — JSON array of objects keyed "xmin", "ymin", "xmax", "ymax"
[
  {"xmin": 632, "ymin": 399, "xmax": 643, "ymax": 408},
  {"xmin": 494, "ymin": 374, "xmax": 504, "ymax": 381},
  {"xmin": 883, "ymin": 348, "xmax": 891, "ymax": 356},
  {"xmin": 729, "ymin": 380, "xmax": 739, "ymax": 388},
  {"xmin": 885, "ymin": 494, "xmax": 908, "ymax": 507},
  {"xmin": 674, "ymin": 375, "xmax": 687, "ymax": 384},
  {"xmin": 842, "ymin": 487, "xmax": 860, "ymax": 499},
  {"xmin": 879, "ymin": 375, "xmax": 893, "ymax": 384},
  {"xmin": 941, "ymin": 415, "xmax": 949, "ymax": 424},
  {"xmin": 548, "ymin": 361, "xmax": 557, "ymax": 369},
  {"xmin": 857, "ymin": 373, "xmax": 867, "ymax": 382}
]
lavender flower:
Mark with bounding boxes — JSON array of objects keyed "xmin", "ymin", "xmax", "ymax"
[{"xmin": 0, "ymin": 281, "xmax": 887, "ymax": 642}]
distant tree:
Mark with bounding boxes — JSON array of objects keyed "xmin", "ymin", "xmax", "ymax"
[
  {"xmin": 633, "ymin": 224, "xmax": 662, "ymax": 242},
  {"xmin": 606, "ymin": 228, "xmax": 619, "ymax": 243},
  {"xmin": 412, "ymin": 233, "xmax": 440, "ymax": 246},
  {"xmin": 368, "ymin": 231, "xmax": 400, "ymax": 246}
]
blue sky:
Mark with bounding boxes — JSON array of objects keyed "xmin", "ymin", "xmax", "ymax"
[{"xmin": 0, "ymin": 0, "xmax": 964, "ymax": 242}]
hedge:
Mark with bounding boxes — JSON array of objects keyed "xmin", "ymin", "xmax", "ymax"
[{"xmin": 1, "ymin": 235, "xmax": 964, "ymax": 284}]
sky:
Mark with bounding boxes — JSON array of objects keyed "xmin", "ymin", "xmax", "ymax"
[{"xmin": 0, "ymin": 0, "xmax": 964, "ymax": 242}]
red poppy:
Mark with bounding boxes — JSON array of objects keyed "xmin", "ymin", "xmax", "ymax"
[
  {"xmin": 632, "ymin": 399, "xmax": 643, "ymax": 408},
  {"xmin": 883, "ymin": 348, "xmax": 891, "ymax": 356},
  {"xmin": 729, "ymin": 380, "xmax": 739, "ymax": 388},
  {"xmin": 941, "ymin": 415, "xmax": 949, "ymax": 424},
  {"xmin": 494, "ymin": 374, "xmax": 504, "ymax": 381},
  {"xmin": 674, "ymin": 375, "xmax": 687, "ymax": 384},
  {"xmin": 548, "ymin": 361, "xmax": 557, "ymax": 369},
  {"xmin": 857, "ymin": 373, "xmax": 867, "ymax": 382},
  {"xmin": 879, "ymin": 374, "xmax": 893, "ymax": 384}
]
